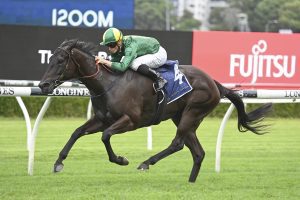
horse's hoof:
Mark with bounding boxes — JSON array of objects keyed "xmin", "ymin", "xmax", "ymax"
[
  {"xmin": 53, "ymin": 163, "xmax": 64, "ymax": 173},
  {"xmin": 116, "ymin": 156, "xmax": 129, "ymax": 166},
  {"xmin": 137, "ymin": 163, "xmax": 149, "ymax": 171}
]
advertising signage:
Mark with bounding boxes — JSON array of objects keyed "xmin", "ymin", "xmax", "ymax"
[
  {"xmin": 192, "ymin": 31, "xmax": 300, "ymax": 88},
  {"xmin": 0, "ymin": 0, "xmax": 134, "ymax": 29},
  {"xmin": 0, "ymin": 25, "xmax": 192, "ymax": 80}
]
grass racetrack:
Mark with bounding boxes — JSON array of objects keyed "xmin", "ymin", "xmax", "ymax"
[{"xmin": 0, "ymin": 117, "xmax": 299, "ymax": 199}]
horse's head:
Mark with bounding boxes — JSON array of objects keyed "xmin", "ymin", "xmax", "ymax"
[{"xmin": 39, "ymin": 39, "xmax": 100, "ymax": 94}]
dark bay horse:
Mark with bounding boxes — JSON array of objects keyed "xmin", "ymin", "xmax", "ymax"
[{"xmin": 39, "ymin": 39, "xmax": 272, "ymax": 182}]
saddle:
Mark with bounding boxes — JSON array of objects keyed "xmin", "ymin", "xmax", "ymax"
[{"xmin": 149, "ymin": 60, "xmax": 193, "ymax": 125}]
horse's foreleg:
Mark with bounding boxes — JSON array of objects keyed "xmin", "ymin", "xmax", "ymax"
[
  {"xmin": 54, "ymin": 116, "xmax": 104, "ymax": 173},
  {"xmin": 101, "ymin": 114, "xmax": 135, "ymax": 166}
]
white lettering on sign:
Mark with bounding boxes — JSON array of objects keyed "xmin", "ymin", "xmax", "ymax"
[
  {"xmin": 230, "ymin": 40, "xmax": 296, "ymax": 84},
  {"xmin": 0, "ymin": 87, "xmax": 14, "ymax": 95},
  {"xmin": 52, "ymin": 88, "xmax": 90, "ymax": 96},
  {"xmin": 52, "ymin": 9, "xmax": 113, "ymax": 27},
  {"xmin": 38, "ymin": 50, "xmax": 53, "ymax": 64},
  {"xmin": 38, "ymin": 50, "xmax": 108, "ymax": 64}
]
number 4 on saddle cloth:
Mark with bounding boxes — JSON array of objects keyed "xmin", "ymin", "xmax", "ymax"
[
  {"xmin": 150, "ymin": 60, "xmax": 193, "ymax": 125},
  {"xmin": 155, "ymin": 60, "xmax": 193, "ymax": 104}
]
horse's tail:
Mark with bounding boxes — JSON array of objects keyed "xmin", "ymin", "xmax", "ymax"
[{"xmin": 214, "ymin": 80, "xmax": 272, "ymax": 135}]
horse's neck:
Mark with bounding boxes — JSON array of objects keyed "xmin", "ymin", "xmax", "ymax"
[
  {"xmin": 80, "ymin": 69, "xmax": 121, "ymax": 97},
  {"xmin": 81, "ymin": 78, "xmax": 102, "ymax": 95}
]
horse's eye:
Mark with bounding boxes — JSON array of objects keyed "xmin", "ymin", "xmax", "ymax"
[
  {"xmin": 52, "ymin": 55, "xmax": 65, "ymax": 64},
  {"xmin": 58, "ymin": 58, "xmax": 65, "ymax": 63}
]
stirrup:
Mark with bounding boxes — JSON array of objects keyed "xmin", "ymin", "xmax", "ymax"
[
  {"xmin": 153, "ymin": 83, "xmax": 159, "ymax": 93},
  {"xmin": 158, "ymin": 90, "xmax": 165, "ymax": 104},
  {"xmin": 152, "ymin": 80, "xmax": 166, "ymax": 93},
  {"xmin": 152, "ymin": 85, "xmax": 165, "ymax": 104}
]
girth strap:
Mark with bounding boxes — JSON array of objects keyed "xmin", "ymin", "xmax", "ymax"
[{"xmin": 150, "ymin": 89, "xmax": 167, "ymax": 125}]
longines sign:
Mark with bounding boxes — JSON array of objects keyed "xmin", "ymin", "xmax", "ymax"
[{"xmin": 0, "ymin": 87, "xmax": 90, "ymax": 97}]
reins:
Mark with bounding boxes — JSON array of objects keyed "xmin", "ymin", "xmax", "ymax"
[
  {"xmin": 100, "ymin": 62, "xmax": 114, "ymax": 74},
  {"xmin": 55, "ymin": 46, "xmax": 118, "ymax": 98},
  {"xmin": 78, "ymin": 63, "xmax": 101, "ymax": 79}
]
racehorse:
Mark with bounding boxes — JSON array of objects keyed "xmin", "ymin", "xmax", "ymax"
[{"xmin": 39, "ymin": 39, "xmax": 272, "ymax": 183}]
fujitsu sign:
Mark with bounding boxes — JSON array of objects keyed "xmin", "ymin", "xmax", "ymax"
[
  {"xmin": 230, "ymin": 40, "xmax": 296, "ymax": 84},
  {"xmin": 192, "ymin": 31, "xmax": 300, "ymax": 87}
]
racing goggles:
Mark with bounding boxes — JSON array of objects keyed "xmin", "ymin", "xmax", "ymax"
[{"xmin": 106, "ymin": 42, "xmax": 118, "ymax": 48}]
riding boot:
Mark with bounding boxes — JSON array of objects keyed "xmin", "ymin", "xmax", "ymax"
[{"xmin": 137, "ymin": 64, "xmax": 167, "ymax": 91}]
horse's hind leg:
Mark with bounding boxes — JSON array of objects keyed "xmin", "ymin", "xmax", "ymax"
[
  {"xmin": 171, "ymin": 110, "xmax": 206, "ymax": 183},
  {"xmin": 54, "ymin": 116, "xmax": 104, "ymax": 173},
  {"xmin": 139, "ymin": 108, "xmax": 206, "ymax": 182},
  {"xmin": 184, "ymin": 131, "xmax": 205, "ymax": 182},
  {"xmin": 137, "ymin": 114, "xmax": 184, "ymax": 170},
  {"xmin": 137, "ymin": 133, "xmax": 184, "ymax": 170},
  {"xmin": 137, "ymin": 115, "xmax": 190, "ymax": 170}
]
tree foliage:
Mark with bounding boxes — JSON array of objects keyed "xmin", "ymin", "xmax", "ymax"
[
  {"xmin": 229, "ymin": 0, "xmax": 300, "ymax": 32},
  {"xmin": 229, "ymin": 0, "xmax": 261, "ymax": 31},
  {"xmin": 135, "ymin": 0, "xmax": 167, "ymax": 30},
  {"xmin": 134, "ymin": 0, "xmax": 300, "ymax": 32},
  {"xmin": 209, "ymin": 7, "xmax": 240, "ymax": 31},
  {"xmin": 254, "ymin": 0, "xmax": 286, "ymax": 31},
  {"xmin": 135, "ymin": 0, "xmax": 201, "ymax": 31},
  {"xmin": 279, "ymin": 0, "xmax": 300, "ymax": 32},
  {"xmin": 173, "ymin": 10, "xmax": 201, "ymax": 31}
]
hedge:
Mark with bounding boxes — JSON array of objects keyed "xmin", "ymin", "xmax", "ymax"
[
  {"xmin": 0, "ymin": 97, "xmax": 90, "ymax": 118},
  {"xmin": 0, "ymin": 97, "xmax": 299, "ymax": 118}
]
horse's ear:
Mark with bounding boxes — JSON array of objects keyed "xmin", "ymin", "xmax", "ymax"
[
  {"xmin": 60, "ymin": 39, "xmax": 69, "ymax": 47},
  {"xmin": 72, "ymin": 38, "xmax": 79, "ymax": 48}
]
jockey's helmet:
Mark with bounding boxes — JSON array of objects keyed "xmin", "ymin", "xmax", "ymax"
[{"xmin": 100, "ymin": 27, "xmax": 123, "ymax": 46}]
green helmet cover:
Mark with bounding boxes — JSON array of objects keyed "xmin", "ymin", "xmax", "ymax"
[{"xmin": 100, "ymin": 27, "xmax": 123, "ymax": 45}]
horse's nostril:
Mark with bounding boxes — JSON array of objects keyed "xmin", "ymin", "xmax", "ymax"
[{"xmin": 39, "ymin": 82, "xmax": 50, "ymax": 89}]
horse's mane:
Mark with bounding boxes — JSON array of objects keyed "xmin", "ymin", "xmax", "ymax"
[
  {"xmin": 60, "ymin": 38, "xmax": 121, "ymax": 75},
  {"xmin": 60, "ymin": 39, "xmax": 99, "ymax": 56}
]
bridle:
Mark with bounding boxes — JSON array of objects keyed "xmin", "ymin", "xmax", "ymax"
[
  {"xmin": 51, "ymin": 46, "xmax": 118, "ymax": 98},
  {"xmin": 54, "ymin": 47, "xmax": 101, "ymax": 86}
]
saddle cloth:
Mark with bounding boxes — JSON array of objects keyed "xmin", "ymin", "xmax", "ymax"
[{"xmin": 156, "ymin": 60, "xmax": 193, "ymax": 104}]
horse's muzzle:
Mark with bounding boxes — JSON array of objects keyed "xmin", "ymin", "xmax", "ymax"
[{"xmin": 38, "ymin": 81, "xmax": 55, "ymax": 94}]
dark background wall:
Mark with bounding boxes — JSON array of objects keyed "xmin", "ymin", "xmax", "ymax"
[{"xmin": 0, "ymin": 25, "xmax": 192, "ymax": 80}]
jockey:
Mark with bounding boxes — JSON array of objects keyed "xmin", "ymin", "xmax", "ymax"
[{"xmin": 95, "ymin": 27, "xmax": 167, "ymax": 91}]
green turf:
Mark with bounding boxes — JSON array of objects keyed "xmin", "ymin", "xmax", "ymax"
[{"xmin": 0, "ymin": 118, "xmax": 299, "ymax": 200}]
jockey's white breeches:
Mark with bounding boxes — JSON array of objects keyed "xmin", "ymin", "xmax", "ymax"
[{"xmin": 130, "ymin": 46, "xmax": 167, "ymax": 71}]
